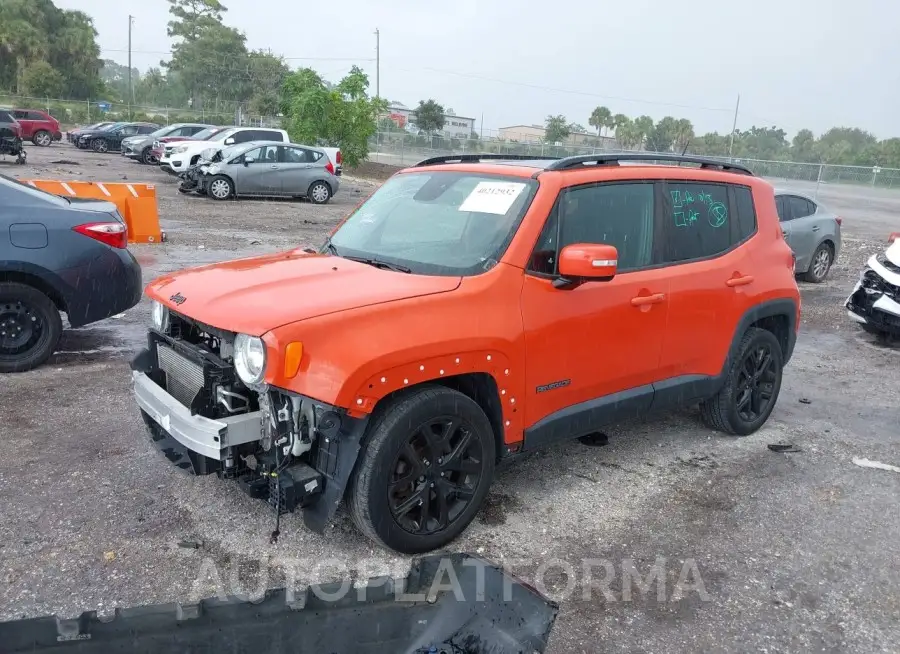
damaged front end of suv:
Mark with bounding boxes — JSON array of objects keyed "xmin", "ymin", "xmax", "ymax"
[
  {"xmin": 131, "ymin": 300, "xmax": 369, "ymax": 535},
  {"xmin": 846, "ymin": 232, "xmax": 900, "ymax": 338}
]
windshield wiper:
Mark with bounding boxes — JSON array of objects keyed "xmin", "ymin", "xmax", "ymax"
[
  {"xmin": 322, "ymin": 238, "xmax": 340, "ymax": 256},
  {"xmin": 345, "ymin": 255, "xmax": 411, "ymax": 274}
]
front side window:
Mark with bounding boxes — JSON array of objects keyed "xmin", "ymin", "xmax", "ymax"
[
  {"xmin": 660, "ymin": 182, "xmax": 733, "ymax": 262},
  {"xmin": 558, "ymin": 182, "xmax": 655, "ymax": 271},
  {"xmin": 239, "ymin": 145, "xmax": 276, "ymax": 163},
  {"xmin": 329, "ymin": 171, "xmax": 538, "ymax": 276}
]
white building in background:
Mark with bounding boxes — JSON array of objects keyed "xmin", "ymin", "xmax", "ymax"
[{"xmin": 382, "ymin": 103, "xmax": 476, "ymax": 139}]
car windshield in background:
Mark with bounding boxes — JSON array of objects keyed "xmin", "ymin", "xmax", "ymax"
[
  {"xmin": 329, "ymin": 171, "xmax": 538, "ymax": 276},
  {"xmin": 192, "ymin": 127, "xmax": 222, "ymax": 140},
  {"xmin": 99, "ymin": 123, "xmax": 123, "ymax": 131}
]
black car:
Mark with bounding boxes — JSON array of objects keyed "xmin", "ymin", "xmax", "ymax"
[
  {"xmin": 67, "ymin": 120, "xmax": 115, "ymax": 143},
  {"xmin": 0, "ymin": 173, "xmax": 142, "ymax": 372},
  {"xmin": 75, "ymin": 122, "xmax": 159, "ymax": 153}
]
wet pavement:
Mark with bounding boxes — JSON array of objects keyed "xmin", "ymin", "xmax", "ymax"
[{"xmin": 1, "ymin": 143, "xmax": 899, "ymax": 653}]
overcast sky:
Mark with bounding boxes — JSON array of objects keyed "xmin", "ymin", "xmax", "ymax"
[{"xmin": 56, "ymin": 0, "xmax": 899, "ymax": 138}]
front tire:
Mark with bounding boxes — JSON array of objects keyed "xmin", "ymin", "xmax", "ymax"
[
  {"xmin": 348, "ymin": 385, "xmax": 496, "ymax": 554},
  {"xmin": 208, "ymin": 175, "xmax": 234, "ymax": 200},
  {"xmin": 308, "ymin": 181, "xmax": 332, "ymax": 204},
  {"xmin": 33, "ymin": 130, "xmax": 52, "ymax": 147},
  {"xmin": 0, "ymin": 283, "xmax": 63, "ymax": 373},
  {"xmin": 140, "ymin": 146, "xmax": 155, "ymax": 164},
  {"xmin": 699, "ymin": 327, "xmax": 783, "ymax": 436},
  {"xmin": 91, "ymin": 138, "xmax": 109, "ymax": 153},
  {"xmin": 802, "ymin": 243, "xmax": 833, "ymax": 283}
]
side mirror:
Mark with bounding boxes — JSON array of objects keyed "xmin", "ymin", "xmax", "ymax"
[
  {"xmin": 555, "ymin": 243, "xmax": 618, "ymax": 287},
  {"xmin": 224, "ymin": 137, "xmax": 235, "ymax": 145},
  {"xmin": 243, "ymin": 156, "xmax": 254, "ymax": 166}
]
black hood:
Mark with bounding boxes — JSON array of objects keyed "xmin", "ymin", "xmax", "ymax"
[{"xmin": 76, "ymin": 129, "xmax": 115, "ymax": 138}]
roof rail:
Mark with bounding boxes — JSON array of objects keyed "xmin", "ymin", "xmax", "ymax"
[
  {"xmin": 413, "ymin": 153, "xmax": 559, "ymax": 167},
  {"xmin": 543, "ymin": 153, "xmax": 754, "ymax": 175}
]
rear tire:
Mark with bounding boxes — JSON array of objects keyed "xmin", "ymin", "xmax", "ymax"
[
  {"xmin": 0, "ymin": 283, "xmax": 62, "ymax": 373},
  {"xmin": 348, "ymin": 385, "xmax": 496, "ymax": 554},
  {"xmin": 699, "ymin": 327, "xmax": 783, "ymax": 436},
  {"xmin": 802, "ymin": 243, "xmax": 833, "ymax": 283},
  {"xmin": 33, "ymin": 130, "xmax": 52, "ymax": 147},
  {"xmin": 308, "ymin": 181, "xmax": 332, "ymax": 204}
]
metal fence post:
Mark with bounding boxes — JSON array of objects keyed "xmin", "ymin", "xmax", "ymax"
[{"xmin": 815, "ymin": 164, "xmax": 823, "ymax": 199}]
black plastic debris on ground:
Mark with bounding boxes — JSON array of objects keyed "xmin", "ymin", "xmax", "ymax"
[
  {"xmin": 768, "ymin": 443, "xmax": 802, "ymax": 453},
  {"xmin": 0, "ymin": 552, "xmax": 559, "ymax": 654}
]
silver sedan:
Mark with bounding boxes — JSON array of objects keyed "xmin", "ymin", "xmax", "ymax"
[
  {"xmin": 775, "ymin": 189, "xmax": 842, "ymax": 283},
  {"xmin": 193, "ymin": 141, "xmax": 341, "ymax": 204}
]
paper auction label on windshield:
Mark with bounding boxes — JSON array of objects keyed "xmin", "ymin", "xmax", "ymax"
[{"xmin": 459, "ymin": 182, "xmax": 527, "ymax": 215}]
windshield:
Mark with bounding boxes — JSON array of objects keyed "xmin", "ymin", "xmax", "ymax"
[
  {"xmin": 193, "ymin": 126, "xmax": 223, "ymax": 140},
  {"xmin": 328, "ymin": 171, "xmax": 538, "ymax": 276}
]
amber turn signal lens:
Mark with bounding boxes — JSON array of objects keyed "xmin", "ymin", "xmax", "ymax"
[{"xmin": 283, "ymin": 342, "xmax": 304, "ymax": 378}]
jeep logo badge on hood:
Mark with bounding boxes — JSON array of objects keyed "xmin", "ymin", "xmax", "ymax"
[{"xmin": 170, "ymin": 292, "xmax": 187, "ymax": 305}]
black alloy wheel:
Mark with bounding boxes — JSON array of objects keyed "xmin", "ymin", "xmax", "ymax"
[
  {"xmin": 388, "ymin": 416, "xmax": 484, "ymax": 536},
  {"xmin": 734, "ymin": 343, "xmax": 778, "ymax": 423},
  {"xmin": 699, "ymin": 327, "xmax": 784, "ymax": 435},
  {"xmin": 348, "ymin": 385, "xmax": 496, "ymax": 554}
]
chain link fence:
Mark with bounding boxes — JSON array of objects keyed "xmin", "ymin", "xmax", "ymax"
[
  {"xmin": 0, "ymin": 94, "xmax": 281, "ymax": 130},
  {"xmin": 368, "ymin": 131, "xmax": 900, "ymax": 193}
]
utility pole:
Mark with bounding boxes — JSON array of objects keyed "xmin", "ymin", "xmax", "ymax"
[
  {"xmin": 727, "ymin": 93, "xmax": 740, "ymax": 159},
  {"xmin": 128, "ymin": 15, "xmax": 134, "ymax": 119},
  {"xmin": 374, "ymin": 28, "xmax": 380, "ymax": 99}
]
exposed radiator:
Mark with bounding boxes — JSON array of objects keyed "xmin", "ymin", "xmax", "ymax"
[{"xmin": 157, "ymin": 344, "xmax": 205, "ymax": 407}]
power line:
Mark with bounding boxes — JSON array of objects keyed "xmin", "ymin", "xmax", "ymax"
[{"xmin": 100, "ymin": 48, "xmax": 374, "ymax": 62}]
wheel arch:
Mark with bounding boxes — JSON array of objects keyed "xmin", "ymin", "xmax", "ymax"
[
  {"xmin": 0, "ymin": 265, "xmax": 69, "ymax": 313},
  {"xmin": 722, "ymin": 298, "xmax": 798, "ymax": 375},
  {"xmin": 308, "ymin": 178, "xmax": 333, "ymax": 196}
]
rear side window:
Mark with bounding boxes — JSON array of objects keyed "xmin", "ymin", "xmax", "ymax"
[
  {"xmin": 775, "ymin": 196, "xmax": 788, "ymax": 222},
  {"xmin": 138, "ymin": 125, "xmax": 157, "ymax": 134},
  {"xmin": 280, "ymin": 146, "xmax": 320, "ymax": 163},
  {"xmin": 13, "ymin": 110, "xmax": 27, "ymax": 119},
  {"xmin": 186, "ymin": 126, "xmax": 205, "ymax": 136},
  {"xmin": 251, "ymin": 129, "xmax": 283, "ymax": 141},
  {"xmin": 27, "ymin": 111, "xmax": 46, "ymax": 120},
  {"xmin": 660, "ymin": 182, "xmax": 732, "ymax": 262},
  {"xmin": 788, "ymin": 195, "xmax": 814, "ymax": 219},
  {"xmin": 733, "ymin": 186, "xmax": 758, "ymax": 242},
  {"xmin": 558, "ymin": 182, "xmax": 656, "ymax": 272}
]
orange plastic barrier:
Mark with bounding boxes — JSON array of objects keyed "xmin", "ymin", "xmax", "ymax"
[{"xmin": 22, "ymin": 179, "xmax": 163, "ymax": 244}]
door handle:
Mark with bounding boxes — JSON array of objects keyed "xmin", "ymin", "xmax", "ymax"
[
  {"xmin": 811, "ymin": 225, "xmax": 820, "ymax": 231},
  {"xmin": 726, "ymin": 275, "xmax": 755, "ymax": 287},
  {"xmin": 631, "ymin": 293, "xmax": 666, "ymax": 307}
]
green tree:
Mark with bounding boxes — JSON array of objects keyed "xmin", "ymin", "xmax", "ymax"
[
  {"xmin": 281, "ymin": 66, "xmax": 386, "ymax": 167},
  {"xmin": 589, "ymin": 106, "xmax": 611, "ymax": 136},
  {"xmin": 413, "ymin": 99, "xmax": 445, "ymax": 134},
  {"xmin": 644, "ymin": 116, "xmax": 679, "ymax": 152},
  {"xmin": 247, "ymin": 50, "xmax": 290, "ymax": 116},
  {"xmin": 615, "ymin": 117, "xmax": 642, "ymax": 150},
  {"xmin": 673, "ymin": 118, "xmax": 695, "ymax": 153},
  {"xmin": 166, "ymin": 0, "xmax": 226, "ymax": 41},
  {"xmin": 633, "ymin": 115, "xmax": 654, "ymax": 149},
  {"xmin": 790, "ymin": 128, "xmax": 817, "ymax": 162},
  {"xmin": 21, "ymin": 60, "xmax": 65, "ymax": 98},
  {"xmin": 611, "ymin": 113, "xmax": 628, "ymax": 135},
  {"xmin": 545, "ymin": 115, "xmax": 571, "ymax": 143}
]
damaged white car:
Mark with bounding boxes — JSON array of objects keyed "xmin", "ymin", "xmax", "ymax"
[{"xmin": 846, "ymin": 232, "xmax": 900, "ymax": 338}]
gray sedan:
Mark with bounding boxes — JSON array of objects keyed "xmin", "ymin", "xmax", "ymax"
[
  {"xmin": 775, "ymin": 189, "xmax": 842, "ymax": 283},
  {"xmin": 193, "ymin": 141, "xmax": 340, "ymax": 204}
]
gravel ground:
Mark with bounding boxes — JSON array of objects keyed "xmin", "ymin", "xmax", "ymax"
[{"xmin": 1, "ymin": 143, "xmax": 899, "ymax": 653}]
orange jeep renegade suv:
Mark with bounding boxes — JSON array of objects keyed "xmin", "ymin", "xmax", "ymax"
[{"xmin": 133, "ymin": 153, "xmax": 801, "ymax": 554}]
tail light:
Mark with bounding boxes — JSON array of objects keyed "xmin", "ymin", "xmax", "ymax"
[
  {"xmin": 325, "ymin": 161, "xmax": 335, "ymax": 175},
  {"xmin": 889, "ymin": 232, "xmax": 899, "ymax": 244},
  {"xmin": 335, "ymin": 150, "xmax": 342, "ymax": 165},
  {"xmin": 73, "ymin": 222, "xmax": 128, "ymax": 249},
  {"xmin": 835, "ymin": 216, "xmax": 843, "ymax": 226}
]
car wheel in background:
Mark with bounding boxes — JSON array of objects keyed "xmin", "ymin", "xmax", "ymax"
[
  {"xmin": 802, "ymin": 243, "xmax": 833, "ymax": 283},
  {"xmin": 0, "ymin": 283, "xmax": 63, "ymax": 373},
  {"xmin": 699, "ymin": 327, "xmax": 784, "ymax": 436},
  {"xmin": 91, "ymin": 138, "xmax": 109, "ymax": 153},
  {"xmin": 348, "ymin": 385, "xmax": 496, "ymax": 554},
  {"xmin": 208, "ymin": 175, "xmax": 234, "ymax": 201},
  {"xmin": 140, "ymin": 147, "xmax": 156, "ymax": 164},
  {"xmin": 308, "ymin": 181, "xmax": 331, "ymax": 204},
  {"xmin": 33, "ymin": 130, "xmax": 53, "ymax": 147}
]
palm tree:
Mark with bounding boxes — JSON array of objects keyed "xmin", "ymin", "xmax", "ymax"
[
  {"xmin": 633, "ymin": 115, "xmax": 654, "ymax": 151},
  {"xmin": 589, "ymin": 106, "xmax": 612, "ymax": 137},
  {"xmin": 0, "ymin": 21, "xmax": 46, "ymax": 95}
]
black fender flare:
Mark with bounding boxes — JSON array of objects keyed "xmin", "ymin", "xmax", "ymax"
[{"xmin": 720, "ymin": 297, "xmax": 799, "ymax": 379}]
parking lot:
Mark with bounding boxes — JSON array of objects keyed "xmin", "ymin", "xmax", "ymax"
[{"xmin": 1, "ymin": 143, "xmax": 899, "ymax": 652}]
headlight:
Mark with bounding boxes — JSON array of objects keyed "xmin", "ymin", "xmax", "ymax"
[
  {"xmin": 150, "ymin": 300, "xmax": 169, "ymax": 332},
  {"xmin": 173, "ymin": 145, "xmax": 189, "ymax": 154},
  {"xmin": 234, "ymin": 334, "xmax": 267, "ymax": 385}
]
